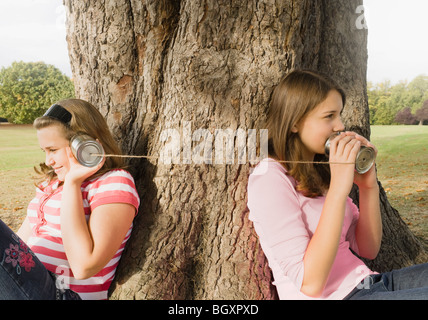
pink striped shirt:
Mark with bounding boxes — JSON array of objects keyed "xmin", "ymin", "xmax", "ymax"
[
  {"xmin": 26, "ymin": 169, "xmax": 140, "ymax": 300},
  {"xmin": 247, "ymin": 159, "xmax": 376, "ymax": 299}
]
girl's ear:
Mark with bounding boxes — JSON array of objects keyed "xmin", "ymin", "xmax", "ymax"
[{"xmin": 291, "ymin": 125, "xmax": 298, "ymax": 133}]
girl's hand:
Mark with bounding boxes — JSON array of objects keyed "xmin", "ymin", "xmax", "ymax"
[
  {"xmin": 328, "ymin": 132, "xmax": 361, "ymax": 196},
  {"xmin": 349, "ymin": 133, "xmax": 378, "ymax": 190},
  {"xmin": 330, "ymin": 132, "xmax": 378, "ymax": 191},
  {"xmin": 329, "ymin": 132, "xmax": 361, "ymax": 188},
  {"xmin": 64, "ymin": 146, "xmax": 105, "ymax": 185}
]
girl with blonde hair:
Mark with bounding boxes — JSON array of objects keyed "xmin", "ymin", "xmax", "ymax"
[{"xmin": 0, "ymin": 99, "xmax": 139, "ymax": 300}]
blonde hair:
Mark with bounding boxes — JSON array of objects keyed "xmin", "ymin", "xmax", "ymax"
[
  {"xmin": 33, "ymin": 99, "xmax": 125, "ymax": 185},
  {"xmin": 267, "ymin": 70, "xmax": 346, "ymax": 197}
]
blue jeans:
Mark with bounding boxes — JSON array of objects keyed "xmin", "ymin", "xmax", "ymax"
[
  {"xmin": 0, "ymin": 219, "xmax": 80, "ymax": 300},
  {"xmin": 344, "ymin": 262, "xmax": 428, "ymax": 300}
]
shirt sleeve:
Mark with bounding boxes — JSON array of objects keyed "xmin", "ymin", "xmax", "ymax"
[
  {"xmin": 247, "ymin": 160, "xmax": 310, "ymax": 290},
  {"xmin": 85, "ymin": 170, "xmax": 140, "ymax": 215}
]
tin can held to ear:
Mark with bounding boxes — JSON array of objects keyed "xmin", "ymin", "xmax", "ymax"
[
  {"xmin": 70, "ymin": 134, "xmax": 105, "ymax": 167},
  {"xmin": 325, "ymin": 132, "xmax": 375, "ymax": 174}
]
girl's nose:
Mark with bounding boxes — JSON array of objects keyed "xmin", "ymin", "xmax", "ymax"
[
  {"xmin": 45, "ymin": 154, "xmax": 55, "ymax": 166},
  {"xmin": 335, "ymin": 118, "xmax": 345, "ymax": 132}
]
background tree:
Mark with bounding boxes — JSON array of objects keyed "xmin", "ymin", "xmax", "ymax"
[
  {"xmin": 0, "ymin": 61, "xmax": 75, "ymax": 124},
  {"xmin": 64, "ymin": 0, "xmax": 427, "ymax": 299},
  {"xmin": 394, "ymin": 107, "xmax": 417, "ymax": 125},
  {"xmin": 415, "ymin": 100, "xmax": 428, "ymax": 125},
  {"xmin": 368, "ymin": 75, "xmax": 428, "ymax": 125},
  {"xmin": 406, "ymin": 75, "xmax": 428, "ymax": 113},
  {"xmin": 367, "ymin": 80, "xmax": 393, "ymax": 125}
]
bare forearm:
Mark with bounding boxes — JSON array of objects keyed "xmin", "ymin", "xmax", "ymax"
[
  {"xmin": 60, "ymin": 180, "xmax": 95, "ymax": 278},
  {"xmin": 355, "ymin": 184, "xmax": 382, "ymax": 259}
]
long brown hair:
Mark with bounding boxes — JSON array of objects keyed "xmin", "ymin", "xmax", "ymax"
[
  {"xmin": 267, "ymin": 70, "xmax": 346, "ymax": 197},
  {"xmin": 33, "ymin": 99, "xmax": 125, "ymax": 185}
]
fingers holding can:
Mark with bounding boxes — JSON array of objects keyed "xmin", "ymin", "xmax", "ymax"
[{"xmin": 325, "ymin": 131, "xmax": 376, "ymax": 174}]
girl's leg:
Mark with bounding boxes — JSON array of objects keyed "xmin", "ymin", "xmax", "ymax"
[
  {"xmin": 385, "ymin": 262, "xmax": 428, "ymax": 291},
  {"xmin": 345, "ymin": 263, "xmax": 428, "ymax": 300},
  {"xmin": 0, "ymin": 219, "xmax": 57, "ymax": 300}
]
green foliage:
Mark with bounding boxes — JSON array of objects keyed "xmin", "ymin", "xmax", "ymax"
[
  {"xmin": 415, "ymin": 100, "xmax": 428, "ymax": 124},
  {"xmin": 0, "ymin": 61, "xmax": 75, "ymax": 124},
  {"xmin": 368, "ymin": 75, "xmax": 428, "ymax": 125}
]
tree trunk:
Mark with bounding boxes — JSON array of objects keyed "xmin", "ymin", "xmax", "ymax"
[{"xmin": 64, "ymin": 0, "xmax": 427, "ymax": 299}]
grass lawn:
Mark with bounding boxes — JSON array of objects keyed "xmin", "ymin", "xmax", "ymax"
[
  {"xmin": 0, "ymin": 124, "xmax": 427, "ymax": 242},
  {"xmin": 0, "ymin": 124, "xmax": 44, "ymax": 231},
  {"xmin": 0, "ymin": 124, "xmax": 44, "ymax": 170},
  {"xmin": 370, "ymin": 125, "xmax": 427, "ymax": 241}
]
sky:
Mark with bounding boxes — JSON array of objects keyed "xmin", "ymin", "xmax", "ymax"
[
  {"xmin": 0, "ymin": 0, "xmax": 426, "ymax": 85},
  {"xmin": 0, "ymin": 0, "xmax": 71, "ymax": 76},
  {"xmin": 364, "ymin": 0, "xmax": 428, "ymax": 84}
]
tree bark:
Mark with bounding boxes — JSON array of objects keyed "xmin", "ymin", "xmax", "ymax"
[{"xmin": 64, "ymin": 0, "xmax": 427, "ymax": 299}]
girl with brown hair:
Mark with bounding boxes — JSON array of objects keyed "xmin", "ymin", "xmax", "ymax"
[
  {"xmin": 247, "ymin": 70, "xmax": 428, "ymax": 299},
  {"xmin": 0, "ymin": 99, "xmax": 139, "ymax": 300}
]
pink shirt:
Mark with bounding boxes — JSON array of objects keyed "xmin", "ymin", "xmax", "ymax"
[
  {"xmin": 247, "ymin": 159, "xmax": 376, "ymax": 299},
  {"xmin": 26, "ymin": 169, "xmax": 140, "ymax": 300}
]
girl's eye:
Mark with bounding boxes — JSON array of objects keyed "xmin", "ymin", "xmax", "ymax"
[{"xmin": 41, "ymin": 149, "xmax": 57, "ymax": 153}]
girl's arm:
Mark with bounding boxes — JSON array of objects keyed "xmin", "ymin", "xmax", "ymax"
[
  {"xmin": 60, "ymin": 148, "xmax": 135, "ymax": 279},
  {"xmin": 60, "ymin": 180, "xmax": 135, "ymax": 279},
  {"xmin": 353, "ymin": 135, "xmax": 382, "ymax": 260},
  {"xmin": 301, "ymin": 134, "xmax": 361, "ymax": 297},
  {"xmin": 355, "ymin": 183, "xmax": 382, "ymax": 259}
]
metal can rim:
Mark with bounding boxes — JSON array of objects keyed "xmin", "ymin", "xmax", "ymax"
[{"xmin": 70, "ymin": 134, "xmax": 105, "ymax": 167}]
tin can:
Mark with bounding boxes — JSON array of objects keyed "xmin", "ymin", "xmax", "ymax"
[
  {"xmin": 70, "ymin": 134, "xmax": 105, "ymax": 167},
  {"xmin": 325, "ymin": 132, "xmax": 375, "ymax": 174}
]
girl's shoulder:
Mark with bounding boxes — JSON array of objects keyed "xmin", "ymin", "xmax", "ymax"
[
  {"xmin": 250, "ymin": 157, "xmax": 283, "ymax": 174},
  {"xmin": 249, "ymin": 157, "xmax": 298, "ymax": 191},
  {"xmin": 83, "ymin": 169, "xmax": 137, "ymax": 189},
  {"xmin": 81, "ymin": 169, "xmax": 140, "ymax": 212},
  {"xmin": 95, "ymin": 168, "xmax": 134, "ymax": 179},
  {"xmin": 250, "ymin": 158, "xmax": 295, "ymax": 181}
]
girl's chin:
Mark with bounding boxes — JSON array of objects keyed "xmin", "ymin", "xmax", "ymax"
[
  {"xmin": 54, "ymin": 167, "xmax": 68, "ymax": 181},
  {"xmin": 56, "ymin": 172, "xmax": 67, "ymax": 181}
]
